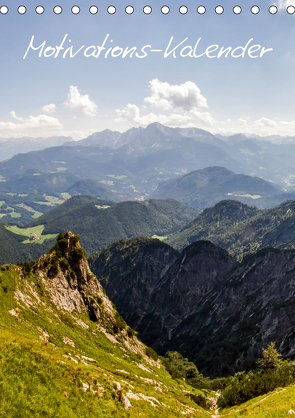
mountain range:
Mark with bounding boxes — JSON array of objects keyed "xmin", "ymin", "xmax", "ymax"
[
  {"xmin": 4, "ymin": 193, "xmax": 295, "ymax": 267},
  {"xmin": 2, "ymin": 123, "xmax": 295, "ymax": 203},
  {"xmin": 0, "ymin": 135, "xmax": 73, "ymax": 162},
  {"xmin": 4, "ymin": 124, "xmax": 295, "ymax": 416},
  {"xmin": 27, "ymin": 196, "xmax": 199, "ymax": 253}
]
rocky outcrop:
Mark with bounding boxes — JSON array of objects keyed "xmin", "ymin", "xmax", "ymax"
[
  {"xmin": 10, "ymin": 231, "xmax": 162, "ymax": 366},
  {"xmin": 34, "ymin": 231, "xmax": 117, "ymax": 327},
  {"xmin": 2, "ymin": 232, "xmax": 209, "ymax": 417}
]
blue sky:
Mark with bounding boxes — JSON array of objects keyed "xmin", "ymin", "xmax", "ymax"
[{"xmin": 0, "ymin": 0, "xmax": 294, "ymax": 140}]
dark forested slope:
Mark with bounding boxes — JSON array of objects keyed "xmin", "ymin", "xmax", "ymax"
[
  {"xmin": 90, "ymin": 237, "xmax": 295, "ymax": 375},
  {"xmin": 166, "ymin": 198, "xmax": 295, "ymax": 260}
]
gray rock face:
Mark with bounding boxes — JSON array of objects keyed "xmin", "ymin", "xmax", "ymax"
[
  {"xmin": 167, "ymin": 248, "xmax": 295, "ymax": 374},
  {"xmin": 91, "ymin": 237, "xmax": 295, "ymax": 374},
  {"xmin": 142, "ymin": 241, "xmax": 237, "ymax": 345},
  {"xmin": 91, "ymin": 237, "xmax": 179, "ymax": 328},
  {"xmin": 34, "ymin": 231, "xmax": 115, "ymax": 326},
  {"xmin": 91, "ymin": 239, "xmax": 237, "ymax": 353}
]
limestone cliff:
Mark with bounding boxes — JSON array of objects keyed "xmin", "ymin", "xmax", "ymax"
[
  {"xmin": 90, "ymin": 237, "xmax": 179, "ymax": 329},
  {"xmin": 34, "ymin": 231, "xmax": 115, "ymax": 324},
  {"xmin": 14, "ymin": 231, "xmax": 156, "ymax": 361}
]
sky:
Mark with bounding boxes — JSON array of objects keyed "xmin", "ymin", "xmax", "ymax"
[{"xmin": 0, "ymin": 0, "xmax": 295, "ymax": 140}]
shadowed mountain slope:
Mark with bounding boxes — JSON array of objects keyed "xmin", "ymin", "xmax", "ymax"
[
  {"xmin": 90, "ymin": 237, "xmax": 295, "ymax": 375},
  {"xmin": 166, "ymin": 198, "xmax": 295, "ymax": 260}
]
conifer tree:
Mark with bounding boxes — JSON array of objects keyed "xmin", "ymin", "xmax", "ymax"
[{"xmin": 257, "ymin": 342, "xmax": 284, "ymax": 369}]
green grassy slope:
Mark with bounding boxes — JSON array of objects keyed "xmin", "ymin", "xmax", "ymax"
[
  {"xmin": 0, "ymin": 221, "xmax": 56, "ymax": 266},
  {"xmin": 0, "ymin": 170, "xmax": 79, "ymax": 194},
  {"xmin": 0, "ymin": 237, "xmax": 210, "ymax": 418},
  {"xmin": 28, "ymin": 195, "xmax": 116, "ymax": 228},
  {"xmin": 217, "ymin": 385, "xmax": 295, "ymax": 417},
  {"xmin": 0, "ymin": 191, "xmax": 69, "ymax": 224},
  {"xmin": 166, "ymin": 200, "xmax": 261, "ymax": 258},
  {"xmin": 0, "ymin": 196, "xmax": 198, "ymax": 265},
  {"xmin": 2, "ymin": 234, "xmax": 295, "ymax": 416}
]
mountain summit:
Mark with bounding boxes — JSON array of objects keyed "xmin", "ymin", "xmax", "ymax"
[{"xmin": 33, "ymin": 231, "xmax": 114, "ymax": 323}]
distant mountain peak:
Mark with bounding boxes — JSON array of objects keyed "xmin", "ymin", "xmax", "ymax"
[
  {"xmin": 227, "ymin": 133, "xmax": 248, "ymax": 144},
  {"xmin": 143, "ymin": 122, "xmax": 180, "ymax": 138},
  {"xmin": 146, "ymin": 122, "xmax": 164, "ymax": 129}
]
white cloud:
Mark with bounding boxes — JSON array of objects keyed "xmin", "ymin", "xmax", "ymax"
[
  {"xmin": 0, "ymin": 113, "xmax": 63, "ymax": 138},
  {"xmin": 144, "ymin": 79, "xmax": 208, "ymax": 111},
  {"xmin": 115, "ymin": 105, "xmax": 214, "ymax": 128},
  {"xmin": 0, "ymin": 114, "xmax": 96, "ymax": 141},
  {"xmin": 159, "ymin": 110, "xmax": 214, "ymax": 127},
  {"xmin": 212, "ymin": 116, "xmax": 295, "ymax": 138},
  {"xmin": 115, "ymin": 79, "xmax": 214, "ymax": 129},
  {"xmin": 116, "ymin": 104, "xmax": 141, "ymax": 123},
  {"xmin": 274, "ymin": 0, "xmax": 289, "ymax": 10},
  {"xmin": 280, "ymin": 120, "xmax": 295, "ymax": 127},
  {"xmin": 116, "ymin": 80, "xmax": 295, "ymax": 137},
  {"xmin": 10, "ymin": 111, "xmax": 24, "ymax": 121},
  {"xmin": 63, "ymin": 86, "xmax": 97, "ymax": 116},
  {"xmin": 254, "ymin": 117, "xmax": 278, "ymax": 128},
  {"xmin": 42, "ymin": 103, "xmax": 56, "ymax": 114}
]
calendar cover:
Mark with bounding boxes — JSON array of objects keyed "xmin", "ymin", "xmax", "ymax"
[{"xmin": 1, "ymin": 1, "xmax": 295, "ymax": 416}]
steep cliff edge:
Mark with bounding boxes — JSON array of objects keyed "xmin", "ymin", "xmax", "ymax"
[
  {"xmin": 33, "ymin": 231, "xmax": 118, "ymax": 326},
  {"xmin": 170, "ymin": 247, "xmax": 295, "ymax": 374},
  {"xmin": 91, "ymin": 239, "xmax": 237, "ymax": 349},
  {"xmin": 89, "ymin": 237, "xmax": 179, "ymax": 329},
  {"xmin": 90, "ymin": 237, "xmax": 295, "ymax": 375}
]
